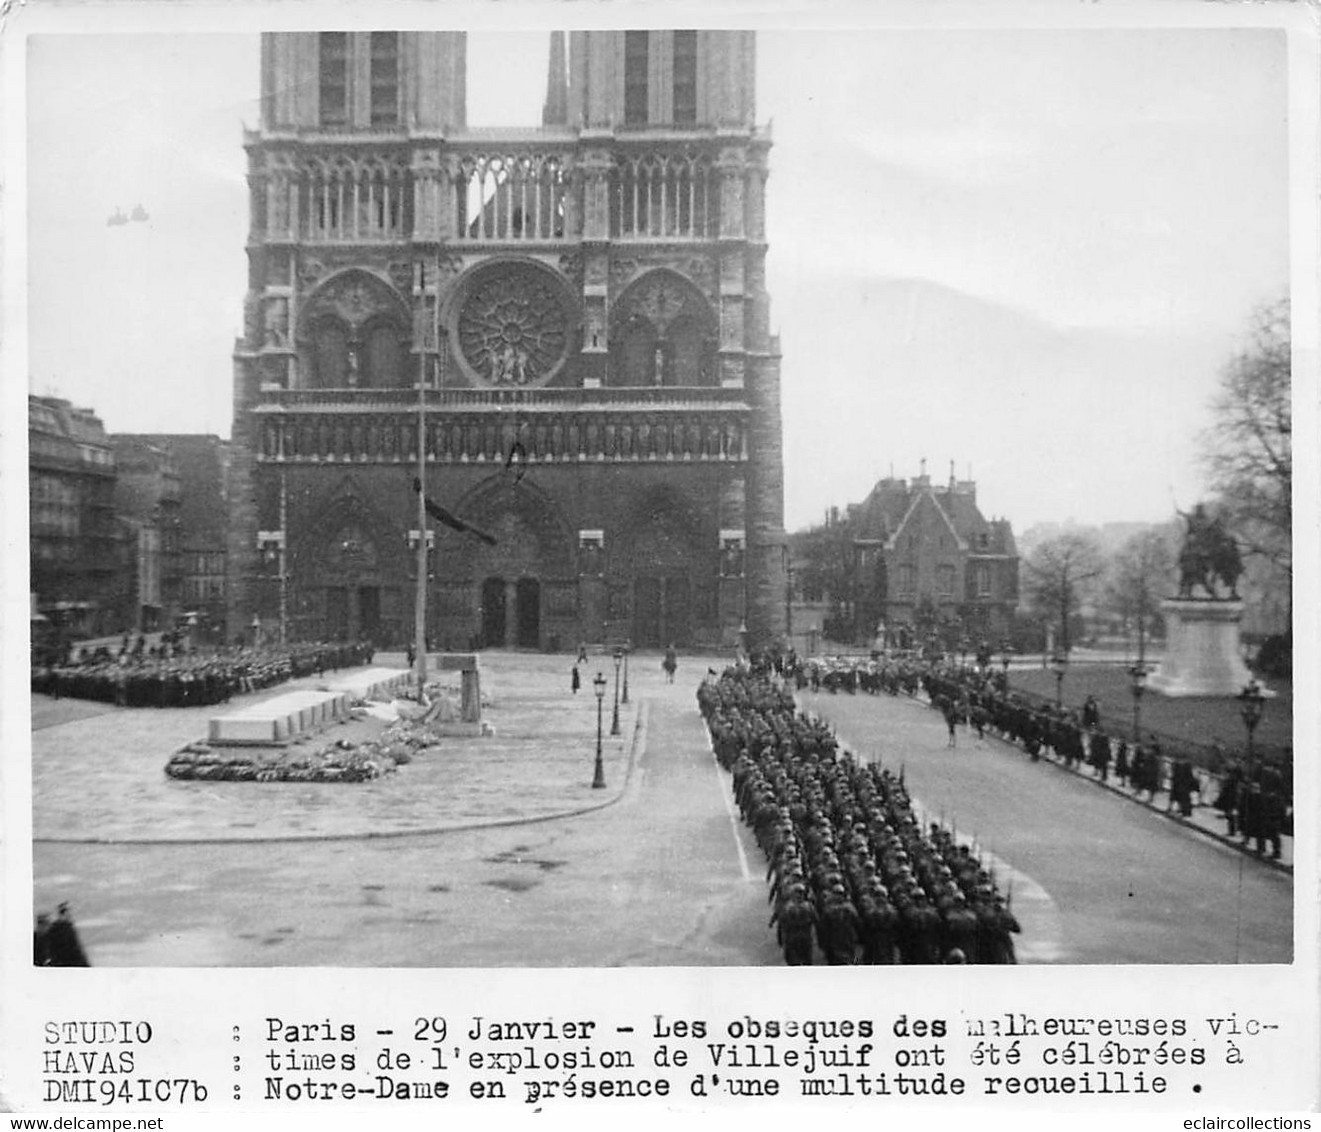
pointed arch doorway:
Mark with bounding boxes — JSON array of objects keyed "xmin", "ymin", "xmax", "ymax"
[
  {"xmin": 516, "ymin": 577, "xmax": 541, "ymax": 649},
  {"xmin": 481, "ymin": 576, "xmax": 506, "ymax": 647}
]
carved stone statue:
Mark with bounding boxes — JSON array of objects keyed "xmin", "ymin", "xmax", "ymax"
[{"xmin": 1177, "ymin": 503, "xmax": 1243, "ymax": 600}]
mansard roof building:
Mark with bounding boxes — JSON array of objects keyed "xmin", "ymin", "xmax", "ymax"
[
  {"xmin": 29, "ymin": 396, "xmax": 122, "ymax": 638},
  {"xmin": 227, "ymin": 30, "xmax": 786, "ymax": 650}
]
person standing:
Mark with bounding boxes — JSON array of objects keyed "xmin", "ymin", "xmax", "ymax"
[
  {"xmin": 663, "ymin": 644, "xmax": 678, "ymax": 684},
  {"xmin": 571, "ymin": 664, "xmax": 581, "ymax": 694},
  {"xmin": 1081, "ymin": 694, "xmax": 1101, "ymax": 730}
]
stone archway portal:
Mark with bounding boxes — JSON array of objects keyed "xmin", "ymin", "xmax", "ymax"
[
  {"xmin": 481, "ymin": 576, "xmax": 506, "ymax": 647},
  {"xmin": 632, "ymin": 575, "xmax": 691, "ymax": 649},
  {"xmin": 516, "ymin": 578, "xmax": 541, "ymax": 649}
]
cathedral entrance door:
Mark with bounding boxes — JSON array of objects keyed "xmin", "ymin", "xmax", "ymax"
[
  {"xmin": 634, "ymin": 576, "xmax": 662, "ymax": 648},
  {"xmin": 664, "ymin": 575, "xmax": 691, "ymax": 647},
  {"xmin": 357, "ymin": 586, "xmax": 381, "ymax": 643},
  {"xmin": 515, "ymin": 578, "xmax": 541, "ymax": 649},
  {"xmin": 327, "ymin": 587, "xmax": 350, "ymax": 641},
  {"xmin": 481, "ymin": 576, "xmax": 506, "ymax": 647}
]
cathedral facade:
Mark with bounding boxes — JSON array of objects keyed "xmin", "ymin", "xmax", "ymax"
[{"xmin": 227, "ymin": 31, "xmax": 786, "ymax": 651}]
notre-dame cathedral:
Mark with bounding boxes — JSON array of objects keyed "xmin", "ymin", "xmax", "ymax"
[{"xmin": 227, "ymin": 31, "xmax": 786, "ymax": 651}]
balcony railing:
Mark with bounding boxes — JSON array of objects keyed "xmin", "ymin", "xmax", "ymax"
[{"xmin": 253, "ymin": 404, "xmax": 749, "ymax": 466}]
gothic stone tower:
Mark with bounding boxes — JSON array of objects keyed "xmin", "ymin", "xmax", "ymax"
[{"xmin": 228, "ymin": 30, "xmax": 786, "ymax": 651}]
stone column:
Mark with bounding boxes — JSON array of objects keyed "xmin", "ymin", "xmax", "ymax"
[
  {"xmin": 579, "ymin": 148, "xmax": 613, "ymax": 241},
  {"xmin": 412, "ymin": 149, "xmax": 443, "ymax": 240}
]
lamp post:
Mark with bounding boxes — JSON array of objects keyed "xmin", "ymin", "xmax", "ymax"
[
  {"xmin": 1128, "ymin": 663, "xmax": 1148, "ymax": 744},
  {"xmin": 1238, "ymin": 679, "xmax": 1265, "ymax": 778},
  {"xmin": 1051, "ymin": 652, "xmax": 1069, "ymax": 708},
  {"xmin": 592, "ymin": 671, "xmax": 607, "ymax": 788},
  {"xmin": 621, "ymin": 640, "xmax": 631, "ymax": 705},
  {"xmin": 610, "ymin": 646, "xmax": 622, "ymax": 736},
  {"xmin": 1000, "ymin": 642, "xmax": 1012, "ymax": 690}
]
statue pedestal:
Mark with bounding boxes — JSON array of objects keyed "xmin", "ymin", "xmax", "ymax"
[{"xmin": 1148, "ymin": 599, "xmax": 1264, "ymax": 698}]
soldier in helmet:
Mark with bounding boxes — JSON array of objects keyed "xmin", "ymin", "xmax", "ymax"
[{"xmin": 771, "ymin": 884, "xmax": 816, "ymax": 965}]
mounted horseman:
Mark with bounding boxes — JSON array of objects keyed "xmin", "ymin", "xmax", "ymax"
[{"xmin": 1176, "ymin": 503, "xmax": 1243, "ymax": 599}]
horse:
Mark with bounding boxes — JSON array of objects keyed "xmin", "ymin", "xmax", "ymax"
[{"xmin": 1177, "ymin": 528, "xmax": 1242, "ymax": 599}]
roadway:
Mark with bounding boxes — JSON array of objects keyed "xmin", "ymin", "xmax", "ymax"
[{"xmin": 31, "ymin": 657, "xmax": 1291, "ymax": 965}]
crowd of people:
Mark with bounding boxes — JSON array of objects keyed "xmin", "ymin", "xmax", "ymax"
[
  {"xmin": 783, "ymin": 652, "xmax": 1291, "ymax": 861},
  {"xmin": 31, "ymin": 637, "xmax": 376, "ymax": 708},
  {"xmin": 698, "ymin": 665, "xmax": 1021, "ymax": 966},
  {"xmin": 33, "ymin": 903, "xmax": 90, "ymax": 966}
]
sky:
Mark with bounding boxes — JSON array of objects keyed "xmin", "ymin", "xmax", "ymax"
[{"xmin": 20, "ymin": 15, "xmax": 1295, "ymax": 534}]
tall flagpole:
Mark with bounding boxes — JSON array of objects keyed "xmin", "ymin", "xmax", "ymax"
[{"xmin": 414, "ymin": 272, "xmax": 434, "ymax": 690}]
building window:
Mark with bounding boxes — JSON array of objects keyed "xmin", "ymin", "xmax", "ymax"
[
  {"xmin": 370, "ymin": 32, "xmax": 399, "ymax": 126},
  {"xmin": 976, "ymin": 564, "xmax": 991, "ymax": 597},
  {"xmin": 319, "ymin": 33, "xmax": 349, "ymax": 126},
  {"xmin": 364, "ymin": 321, "xmax": 406, "ymax": 388},
  {"xmin": 897, "ymin": 564, "xmax": 916, "ymax": 595},
  {"xmin": 624, "ymin": 31, "xmax": 649, "ymax": 125},
  {"xmin": 312, "ymin": 319, "xmax": 351, "ymax": 387},
  {"xmin": 720, "ymin": 531, "xmax": 745, "ymax": 578},
  {"xmin": 673, "ymin": 30, "xmax": 697, "ymax": 125},
  {"xmin": 937, "ymin": 564, "xmax": 955, "ymax": 596}
]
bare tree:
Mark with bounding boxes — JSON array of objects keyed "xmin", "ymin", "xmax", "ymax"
[
  {"xmin": 1201, "ymin": 299, "xmax": 1291, "ymax": 592},
  {"xmin": 789, "ymin": 514, "xmax": 856, "ymax": 640},
  {"xmin": 1103, "ymin": 526, "xmax": 1176, "ymax": 663},
  {"xmin": 1023, "ymin": 532, "xmax": 1104, "ymax": 654}
]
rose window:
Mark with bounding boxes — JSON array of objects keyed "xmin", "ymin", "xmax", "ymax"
[{"xmin": 456, "ymin": 266, "xmax": 571, "ymax": 387}]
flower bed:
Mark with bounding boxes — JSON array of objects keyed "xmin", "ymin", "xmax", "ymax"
[{"xmin": 166, "ymin": 737, "xmax": 402, "ymax": 784}]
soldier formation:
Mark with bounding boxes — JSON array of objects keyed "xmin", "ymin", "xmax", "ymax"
[
  {"xmin": 31, "ymin": 639, "xmax": 375, "ymax": 708},
  {"xmin": 698, "ymin": 667, "xmax": 1021, "ymax": 966},
  {"xmin": 785, "ymin": 653, "xmax": 1291, "ymax": 862}
]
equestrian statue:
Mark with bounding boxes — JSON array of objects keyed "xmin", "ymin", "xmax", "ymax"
[{"xmin": 1176, "ymin": 503, "xmax": 1243, "ymax": 600}]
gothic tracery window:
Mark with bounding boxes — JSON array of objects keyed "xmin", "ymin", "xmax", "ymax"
[
  {"xmin": 312, "ymin": 318, "xmax": 351, "ymax": 388},
  {"xmin": 455, "ymin": 263, "xmax": 572, "ymax": 387},
  {"xmin": 610, "ymin": 273, "xmax": 716, "ymax": 387},
  {"xmin": 364, "ymin": 321, "xmax": 406, "ymax": 388},
  {"xmin": 614, "ymin": 317, "xmax": 657, "ymax": 388}
]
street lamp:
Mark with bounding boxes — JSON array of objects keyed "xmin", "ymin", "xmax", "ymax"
[
  {"xmin": 610, "ymin": 646, "xmax": 623, "ymax": 736},
  {"xmin": 592, "ymin": 671, "xmax": 607, "ymax": 789},
  {"xmin": 621, "ymin": 640, "xmax": 631, "ymax": 705},
  {"xmin": 1000, "ymin": 642, "xmax": 1012, "ymax": 689},
  {"xmin": 1128, "ymin": 663, "xmax": 1148, "ymax": 744},
  {"xmin": 1051, "ymin": 653, "xmax": 1069, "ymax": 708},
  {"xmin": 1238, "ymin": 679, "xmax": 1265, "ymax": 775}
]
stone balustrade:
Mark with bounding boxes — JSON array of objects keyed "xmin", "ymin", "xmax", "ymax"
[{"xmin": 253, "ymin": 403, "xmax": 749, "ymax": 465}]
